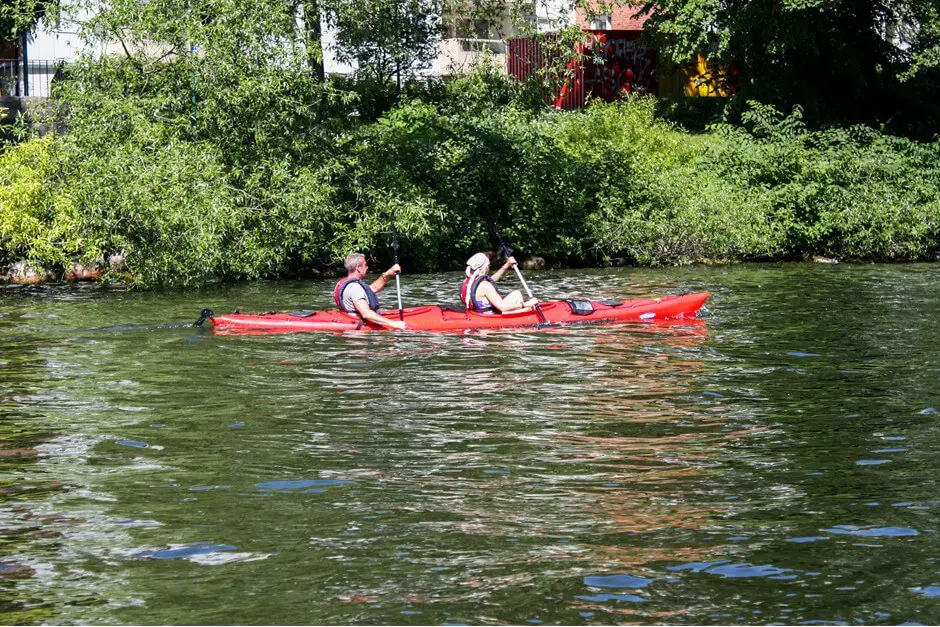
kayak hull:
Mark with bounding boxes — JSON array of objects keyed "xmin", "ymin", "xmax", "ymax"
[{"xmin": 208, "ymin": 292, "xmax": 709, "ymax": 335}]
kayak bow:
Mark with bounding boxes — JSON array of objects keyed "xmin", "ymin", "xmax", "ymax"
[{"xmin": 205, "ymin": 292, "xmax": 709, "ymax": 335}]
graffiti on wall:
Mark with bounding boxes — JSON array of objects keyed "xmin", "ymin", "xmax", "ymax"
[
  {"xmin": 506, "ymin": 30, "xmax": 660, "ymax": 109},
  {"xmin": 584, "ymin": 31, "xmax": 657, "ymax": 99}
]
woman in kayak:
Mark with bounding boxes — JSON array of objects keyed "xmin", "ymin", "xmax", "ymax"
[
  {"xmin": 334, "ymin": 253, "xmax": 407, "ymax": 330},
  {"xmin": 461, "ymin": 252, "xmax": 539, "ymax": 314}
]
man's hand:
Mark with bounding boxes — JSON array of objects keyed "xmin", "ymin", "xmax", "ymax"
[
  {"xmin": 372, "ymin": 264, "xmax": 401, "ymax": 293},
  {"xmin": 355, "ymin": 298, "xmax": 407, "ymax": 330}
]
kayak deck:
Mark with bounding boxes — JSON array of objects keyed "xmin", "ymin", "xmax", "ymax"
[{"xmin": 207, "ymin": 292, "xmax": 709, "ymax": 335}]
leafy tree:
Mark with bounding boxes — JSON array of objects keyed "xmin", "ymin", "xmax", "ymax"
[
  {"xmin": 889, "ymin": 0, "xmax": 940, "ymax": 79},
  {"xmin": 0, "ymin": 0, "xmax": 47, "ymax": 40},
  {"xmin": 327, "ymin": 0, "xmax": 441, "ymax": 83},
  {"xmin": 634, "ymin": 0, "xmax": 940, "ymax": 133}
]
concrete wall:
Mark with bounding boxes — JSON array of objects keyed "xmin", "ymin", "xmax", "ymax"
[
  {"xmin": 1, "ymin": 96, "xmax": 49, "ymax": 126},
  {"xmin": 437, "ymin": 38, "xmax": 506, "ymax": 76},
  {"xmin": 26, "ymin": 16, "xmax": 85, "ymax": 62}
]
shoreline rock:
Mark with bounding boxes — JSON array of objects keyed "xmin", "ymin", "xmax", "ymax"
[
  {"xmin": 5, "ymin": 261, "xmax": 57, "ymax": 285},
  {"xmin": 63, "ymin": 261, "xmax": 102, "ymax": 282},
  {"xmin": 521, "ymin": 256, "xmax": 546, "ymax": 270},
  {"xmin": 108, "ymin": 252, "xmax": 127, "ymax": 273}
]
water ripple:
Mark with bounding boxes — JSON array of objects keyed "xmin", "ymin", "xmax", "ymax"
[{"xmin": 2, "ymin": 265, "xmax": 939, "ymax": 624}]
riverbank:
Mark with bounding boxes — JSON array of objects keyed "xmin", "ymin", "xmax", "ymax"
[
  {"xmin": 0, "ymin": 254, "xmax": 850, "ymax": 287},
  {"xmin": 2, "ymin": 96, "xmax": 939, "ymax": 288}
]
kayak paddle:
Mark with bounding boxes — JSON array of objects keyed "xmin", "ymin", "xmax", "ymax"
[
  {"xmin": 490, "ymin": 225, "xmax": 547, "ymax": 325},
  {"xmin": 392, "ymin": 235, "xmax": 403, "ymax": 321}
]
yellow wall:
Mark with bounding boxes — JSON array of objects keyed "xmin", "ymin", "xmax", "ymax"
[
  {"xmin": 658, "ymin": 54, "xmax": 732, "ymax": 98},
  {"xmin": 684, "ymin": 54, "xmax": 732, "ymax": 97}
]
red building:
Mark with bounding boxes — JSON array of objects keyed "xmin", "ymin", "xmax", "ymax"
[
  {"xmin": 575, "ymin": 3, "xmax": 651, "ymax": 30},
  {"xmin": 508, "ymin": 5, "xmax": 656, "ymax": 109},
  {"xmin": 508, "ymin": 4, "xmax": 731, "ymax": 108}
]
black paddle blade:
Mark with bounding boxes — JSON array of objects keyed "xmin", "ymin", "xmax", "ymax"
[{"xmin": 193, "ymin": 308, "xmax": 214, "ymax": 327}]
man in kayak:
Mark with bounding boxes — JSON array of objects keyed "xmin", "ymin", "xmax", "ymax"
[
  {"xmin": 334, "ymin": 253, "xmax": 407, "ymax": 330},
  {"xmin": 461, "ymin": 252, "xmax": 539, "ymax": 314}
]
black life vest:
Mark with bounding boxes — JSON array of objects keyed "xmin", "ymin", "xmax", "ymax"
[
  {"xmin": 460, "ymin": 275, "xmax": 499, "ymax": 313},
  {"xmin": 334, "ymin": 278, "xmax": 380, "ymax": 313}
]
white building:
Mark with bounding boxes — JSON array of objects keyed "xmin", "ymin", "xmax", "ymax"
[
  {"xmin": 2, "ymin": 13, "xmax": 99, "ymax": 98},
  {"xmin": 3, "ymin": 0, "xmax": 575, "ymax": 98}
]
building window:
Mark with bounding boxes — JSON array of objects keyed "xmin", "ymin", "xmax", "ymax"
[{"xmin": 589, "ymin": 14, "xmax": 612, "ymax": 30}]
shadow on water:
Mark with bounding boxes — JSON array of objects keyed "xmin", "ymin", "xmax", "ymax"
[{"xmin": 0, "ymin": 264, "xmax": 938, "ymax": 625}]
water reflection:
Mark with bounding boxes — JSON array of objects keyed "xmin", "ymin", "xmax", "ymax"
[{"xmin": 0, "ymin": 264, "xmax": 938, "ymax": 624}]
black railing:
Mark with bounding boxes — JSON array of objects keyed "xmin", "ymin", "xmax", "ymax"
[{"xmin": 0, "ymin": 59, "xmax": 62, "ymax": 98}]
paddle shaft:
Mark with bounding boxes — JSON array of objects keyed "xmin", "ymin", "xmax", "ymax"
[
  {"xmin": 392, "ymin": 236, "xmax": 403, "ymax": 320},
  {"xmin": 491, "ymin": 227, "xmax": 546, "ymax": 324},
  {"xmin": 510, "ymin": 264, "xmax": 534, "ymax": 300}
]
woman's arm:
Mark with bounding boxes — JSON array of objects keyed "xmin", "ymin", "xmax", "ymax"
[
  {"xmin": 478, "ymin": 281, "xmax": 517, "ymax": 313},
  {"xmin": 479, "ymin": 282, "xmax": 539, "ymax": 313},
  {"xmin": 491, "ymin": 257, "xmax": 516, "ymax": 282}
]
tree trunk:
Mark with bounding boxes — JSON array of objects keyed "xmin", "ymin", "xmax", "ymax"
[{"xmin": 303, "ymin": 0, "xmax": 325, "ymax": 83}]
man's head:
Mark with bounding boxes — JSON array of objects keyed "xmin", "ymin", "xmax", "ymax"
[{"xmin": 344, "ymin": 253, "xmax": 367, "ymax": 278}]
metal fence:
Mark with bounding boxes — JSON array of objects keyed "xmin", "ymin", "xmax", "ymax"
[{"xmin": 0, "ymin": 59, "xmax": 62, "ymax": 98}]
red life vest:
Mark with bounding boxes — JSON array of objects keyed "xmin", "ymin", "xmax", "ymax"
[{"xmin": 460, "ymin": 275, "xmax": 498, "ymax": 313}]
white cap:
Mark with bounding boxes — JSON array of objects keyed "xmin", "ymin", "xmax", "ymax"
[{"xmin": 465, "ymin": 252, "xmax": 489, "ymax": 276}]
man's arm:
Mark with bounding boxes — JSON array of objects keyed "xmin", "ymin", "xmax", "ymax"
[
  {"xmin": 369, "ymin": 264, "xmax": 401, "ymax": 293},
  {"xmin": 353, "ymin": 298, "xmax": 406, "ymax": 330}
]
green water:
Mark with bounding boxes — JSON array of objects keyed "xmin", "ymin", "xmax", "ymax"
[{"xmin": 1, "ymin": 264, "xmax": 938, "ymax": 625}]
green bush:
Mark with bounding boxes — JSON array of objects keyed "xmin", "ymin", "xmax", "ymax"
[
  {"xmin": 2, "ymin": 95, "xmax": 937, "ymax": 288},
  {"xmin": 706, "ymin": 102, "xmax": 940, "ymax": 261},
  {"xmin": 540, "ymin": 99, "xmax": 782, "ymax": 265},
  {"xmin": 0, "ymin": 136, "xmax": 82, "ymax": 268},
  {"xmin": 58, "ymin": 127, "xmax": 241, "ymax": 287}
]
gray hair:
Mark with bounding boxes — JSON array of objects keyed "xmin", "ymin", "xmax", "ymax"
[{"xmin": 344, "ymin": 253, "xmax": 365, "ymax": 274}]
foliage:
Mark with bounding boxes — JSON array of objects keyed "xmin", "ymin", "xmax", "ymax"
[
  {"xmin": 333, "ymin": 97, "xmax": 938, "ymax": 268},
  {"xmin": 635, "ymin": 0, "xmax": 940, "ymax": 135},
  {"xmin": 3, "ymin": 0, "xmax": 936, "ymax": 289},
  {"xmin": 64, "ymin": 0, "xmax": 327, "ymax": 163},
  {"xmin": 4, "ymin": 86, "xmax": 939, "ymax": 287},
  {"xmin": 0, "ymin": 0, "xmax": 47, "ymax": 40},
  {"xmin": 54, "ymin": 119, "xmax": 244, "ymax": 287},
  {"xmin": 0, "ymin": 136, "xmax": 80, "ymax": 268},
  {"xmin": 436, "ymin": 56, "xmax": 550, "ymax": 114},
  {"xmin": 707, "ymin": 102, "xmax": 940, "ymax": 260},
  {"xmin": 327, "ymin": 0, "xmax": 441, "ymax": 82}
]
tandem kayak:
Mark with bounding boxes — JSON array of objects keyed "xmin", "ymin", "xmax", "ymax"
[{"xmin": 201, "ymin": 292, "xmax": 709, "ymax": 335}]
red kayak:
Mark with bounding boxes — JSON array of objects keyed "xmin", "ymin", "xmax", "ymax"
[{"xmin": 203, "ymin": 292, "xmax": 709, "ymax": 335}]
